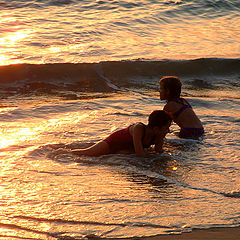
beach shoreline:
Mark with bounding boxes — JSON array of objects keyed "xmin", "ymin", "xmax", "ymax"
[{"xmin": 99, "ymin": 227, "xmax": 240, "ymax": 240}]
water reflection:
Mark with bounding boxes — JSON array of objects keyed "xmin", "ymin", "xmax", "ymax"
[
  {"xmin": 0, "ymin": 111, "xmax": 90, "ymax": 150},
  {"xmin": 110, "ymin": 154, "xmax": 184, "ymax": 197},
  {"xmin": 46, "ymin": 145, "xmax": 185, "ymax": 199},
  {"xmin": 0, "ymin": 12, "xmax": 33, "ymax": 65}
]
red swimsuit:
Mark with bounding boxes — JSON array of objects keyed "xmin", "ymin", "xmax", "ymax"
[
  {"xmin": 103, "ymin": 123, "xmax": 155, "ymax": 154},
  {"xmin": 103, "ymin": 126, "xmax": 134, "ymax": 153}
]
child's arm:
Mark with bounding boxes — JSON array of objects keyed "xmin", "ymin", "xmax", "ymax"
[
  {"xmin": 154, "ymin": 135, "xmax": 164, "ymax": 153},
  {"xmin": 163, "ymin": 102, "xmax": 175, "ymax": 120},
  {"xmin": 132, "ymin": 124, "xmax": 146, "ymax": 156}
]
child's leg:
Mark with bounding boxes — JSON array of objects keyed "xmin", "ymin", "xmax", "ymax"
[{"xmin": 72, "ymin": 141, "xmax": 110, "ymax": 157}]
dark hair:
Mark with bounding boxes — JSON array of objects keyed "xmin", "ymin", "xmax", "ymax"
[
  {"xmin": 160, "ymin": 76, "xmax": 182, "ymax": 98},
  {"xmin": 148, "ymin": 110, "xmax": 171, "ymax": 129}
]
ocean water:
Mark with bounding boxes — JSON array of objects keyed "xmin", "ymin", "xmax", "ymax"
[
  {"xmin": 0, "ymin": 0, "xmax": 239, "ymax": 64},
  {"xmin": 0, "ymin": 0, "xmax": 240, "ymax": 239}
]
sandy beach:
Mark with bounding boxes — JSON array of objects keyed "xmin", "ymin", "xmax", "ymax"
[
  {"xmin": 142, "ymin": 227, "xmax": 240, "ymax": 240},
  {"xmin": 100, "ymin": 227, "xmax": 240, "ymax": 240}
]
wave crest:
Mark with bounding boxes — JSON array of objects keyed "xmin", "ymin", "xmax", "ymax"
[{"xmin": 0, "ymin": 58, "xmax": 239, "ymax": 97}]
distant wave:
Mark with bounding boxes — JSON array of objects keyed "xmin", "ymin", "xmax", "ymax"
[
  {"xmin": 0, "ymin": 58, "xmax": 239, "ymax": 97},
  {"xmin": 14, "ymin": 215, "xmax": 172, "ymax": 228},
  {"xmin": 1, "ymin": 0, "xmax": 239, "ymax": 14}
]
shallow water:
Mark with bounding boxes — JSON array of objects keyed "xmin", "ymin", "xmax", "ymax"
[
  {"xmin": 0, "ymin": 0, "xmax": 240, "ymax": 239},
  {"xmin": 0, "ymin": 89, "xmax": 239, "ymax": 239}
]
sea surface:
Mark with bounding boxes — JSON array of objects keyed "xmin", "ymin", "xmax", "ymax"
[{"xmin": 0, "ymin": 0, "xmax": 240, "ymax": 239}]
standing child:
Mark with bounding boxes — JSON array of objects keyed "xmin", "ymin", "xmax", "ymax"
[
  {"xmin": 159, "ymin": 76, "xmax": 204, "ymax": 139},
  {"xmin": 53, "ymin": 110, "xmax": 171, "ymax": 157}
]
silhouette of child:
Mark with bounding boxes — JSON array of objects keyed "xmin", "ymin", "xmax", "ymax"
[
  {"xmin": 53, "ymin": 110, "xmax": 171, "ymax": 157},
  {"xmin": 159, "ymin": 76, "xmax": 204, "ymax": 139}
]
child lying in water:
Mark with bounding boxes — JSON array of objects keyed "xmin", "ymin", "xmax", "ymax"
[
  {"xmin": 53, "ymin": 110, "xmax": 171, "ymax": 157},
  {"xmin": 159, "ymin": 76, "xmax": 204, "ymax": 139}
]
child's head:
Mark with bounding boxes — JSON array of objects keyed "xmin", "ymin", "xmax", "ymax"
[
  {"xmin": 148, "ymin": 110, "xmax": 171, "ymax": 130},
  {"xmin": 159, "ymin": 76, "xmax": 182, "ymax": 100}
]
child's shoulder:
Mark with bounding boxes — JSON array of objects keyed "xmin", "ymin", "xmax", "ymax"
[
  {"xmin": 163, "ymin": 100, "xmax": 179, "ymax": 112},
  {"xmin": 131, "ymin": 122, "xmax": 145, "ymax": 130},
  {"xmin": 130, "ymin": 122, "xmax": 145, "ymax": 135},
  {"xmin": 134, "ymin": 122, "xmax": 145, "ymax": 128}
]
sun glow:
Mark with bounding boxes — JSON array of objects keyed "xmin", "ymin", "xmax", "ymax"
[
  {"xmin": 48, "ymin": 43, "xmax": 86, "ymax": 54},
  {"xmin": 0, "ymin": 30, "xmax": 31, "ymax": 46},
  {"xmin": 0, "ymin": 11, "xmax": 33, "ymax": 65},
  {"xmin": 0, "ymin": 125, "xmax": 36, "ymax": 150},
  {"xmin": 0, "ymin": 111, "xmax": 91, "ymax": 150},
  {"xmin": 0, "ymin": 28, "xmax": 32, "ymax": 65}
]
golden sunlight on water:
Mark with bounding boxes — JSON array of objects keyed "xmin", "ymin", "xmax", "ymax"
[
  {"xmin": 1, "ymin": 1, "xmax": 239, "ymax": 65},
  {"xmin": 0, "ymin": 30, "xmax": 31, "ymax": 46},
  {"xmin": 0, "ymin": 110, "xmax": 90, "ymax": 150},
  {"xmin": 0, "ymin": 92, "xmax": 239, "ymax": 238},
  {"xmin": 0, "ymin": 160, "xmax": 55, "ymax": 239},
  {"xmin": 0, "ymin": 124, "xmax": 35, "ymax": 150},
  {"xmin": 0, "ymin": 12, "xmax": 33, "ymax": 65}
]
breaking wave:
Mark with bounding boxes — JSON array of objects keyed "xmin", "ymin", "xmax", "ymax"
[{"xmin": 0, "ymin": 58, "xmax": 239, "ymax": 98}]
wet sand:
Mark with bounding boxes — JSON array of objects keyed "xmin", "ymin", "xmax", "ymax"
[
  {"xmin": 142, "ymin": 227, "xmax": 240, "ymax": 240},
  {"xmin": 100, "ymin": 227, "xmax": 240, "ymax": 240}
]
